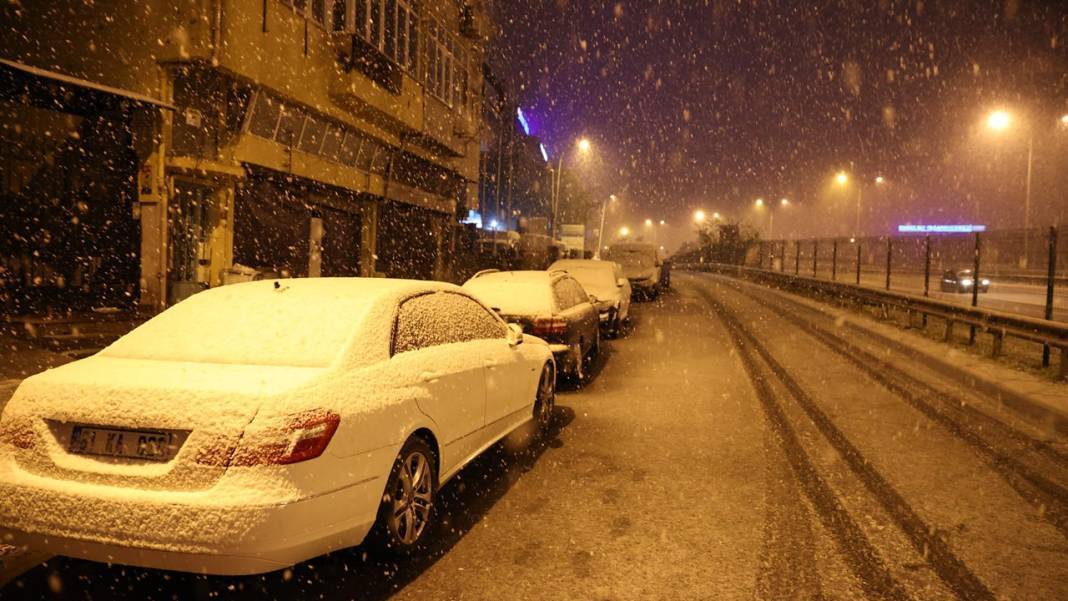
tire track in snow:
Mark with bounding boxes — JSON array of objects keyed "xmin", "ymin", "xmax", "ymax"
[
  {"xmin": 722, "ymin": 276, "xmax": 1068, "ymax": 542},
  {"xmin": 698, "ymin": 287, "xmax": 914, "ymax": 601}
]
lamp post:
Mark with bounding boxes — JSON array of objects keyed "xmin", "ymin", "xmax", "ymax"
[
  {"xmin": 835, "ymin": 171, "xmax": 885, "ymax": 237},
  {"xmin": 549, "ymin": 137, "xmax": 592, "ymax": 239},
  {"xmin": 595, "ymin": 194, "xmax": 616, "ymax": 259},
  {"xmin": 754, "ymin": 197, "xmax": 789, "ymax": 238},
  {"xmin": 985, "ymin": 109, "xmax": 1035, "ymax": 268}
]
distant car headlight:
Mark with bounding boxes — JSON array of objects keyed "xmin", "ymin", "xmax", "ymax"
[
  {"xmin": 960, "ymin": 278, "xmax": 974, "ymax": 286},
  {"xmin": 981, "ymin": 279, "xmax": 990, "ymax": 286}
]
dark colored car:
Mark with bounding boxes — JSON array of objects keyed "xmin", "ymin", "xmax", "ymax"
[
  {"xmin": 463, "ymin": 270, "xmax": 600, "ymax": 380},
  {"xmin": 940, "ymin": 269, "xmax": 991, "ymax": 293}
]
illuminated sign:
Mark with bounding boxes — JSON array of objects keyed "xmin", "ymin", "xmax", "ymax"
[
  {"xmin": 516, "ymin": 108, "xmax": 531, "ymax": 135},
  {"xmin": 539, "ymin": 143, "xmax": 549, "ymax": 162},
  {"xmin": 462, "ymin": 210, "xmax": 483, "ymax": 228},
  {"xmin": 897, "ymin": 224, "xmax": 987, "ymax": 233}
]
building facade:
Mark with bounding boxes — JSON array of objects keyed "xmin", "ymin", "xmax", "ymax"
[{"xmin": 1, "ymin": 0, "xmax": 487, "ymax": 311}]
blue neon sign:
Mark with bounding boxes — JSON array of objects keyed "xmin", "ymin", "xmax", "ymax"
[
  {"xmin": 516, "ymin": 108, "xmax": 531, "ymax": 135},
  {"xmin": 897, "ymin": 224, "xmax": 988, "ymax": 234}
]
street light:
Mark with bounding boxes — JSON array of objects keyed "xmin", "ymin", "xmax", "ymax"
[
  {"xmin": 659, "ymin": 219, "xmax": 666, "ymax": 226},
  {"xmin": 986, "ymin": 109, "xmax": 1012, "ymax": 131},
  {"xmin": 619, "ymin": 226, "xmax": 630, "ymax": 238},
  {"xmin": 755, "ymin": 197, "xmax": 792, "ymax": 238},
  {"xmin": 693, "ymin": 209, "xmax": 707, "ymax": 224},
  {"xmin": 834, "ymin": 170, "xmax": 864, "ymax": 236},
  {"xmin": 712, "ymin": 212, "xmax": 721, "ymax": 220},
  {"xmin": 595, "ymin": 194, "xmax": 616, "ymax": 259},
  {"xmin": 549, "ymin": 137, "xmax": 595, "ymax": 239},
  {"xmin": 984, "ymin": 108, "xmax": 1033, "ymax": 267},
  {"xmin": 644, "ymin": 218, "xmax": 653, "ymax": 226},
  {"xmin": 874, "ymin": 176, "xmax": 885, "ymax": 185}
]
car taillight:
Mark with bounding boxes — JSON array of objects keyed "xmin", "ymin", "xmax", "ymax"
[
  {"xmin": 0, "ymin": 421, "xmax": 35, "ymax": 450},
  {"xmin": 199, "ymin": 410, "xmax": 340, "ymax": 467},
  {"xmin": 531, "ymin": 316, "xmax": 568, "ymax": 336}
]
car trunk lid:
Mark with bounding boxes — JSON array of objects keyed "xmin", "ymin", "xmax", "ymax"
[{"xmin": 2, "ymin": 356, "xmax": 325, "ymax": 491}]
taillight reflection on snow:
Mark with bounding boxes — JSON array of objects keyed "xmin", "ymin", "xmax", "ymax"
[{"xmin": 198, "ymin": 410, "xmax": 340, "ymax": 467}]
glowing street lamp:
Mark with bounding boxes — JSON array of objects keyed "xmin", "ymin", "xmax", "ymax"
[
  {"xmin": 755, "ymin": 197, "xmax": 791, "ymax": 238},
  {"xmin": 835, "ymin": 171, "xmax": 849, "ymax": 186},
  {"xmin": 874, "ymin": 176, "xmax": 885, "ymax": 185},
  {"xmin": 712, "ymin": 212, "xmax": 721, "ymax": 220},
  {"xmin": 984, "ymin": 108, "xmax": 1033, "ymax": 266},
  {"xmin": 986, "ymin": 109, "xmax": 1012, "ymax": 132},
  {"xmin": 659, "ymin": 219, "xmax": 666, "ymax": 226},
  {"xmin": 618, "ymin": 226, "xmax": 631, "ymax": 238},
  {"xmin": 644, "ymin": 218, "xmax": 654, "ymax": 226},
  {"xmin": 577, "ymin": 138, "xmax": 592, "ymax": 153},
  {"xmin": 693, "ymin": 209, "xmax": 707, "ymax": 224}
]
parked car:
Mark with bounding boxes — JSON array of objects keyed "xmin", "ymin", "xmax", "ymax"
[
  {"xmin": 606, "ymin": 242, "xmax": 665, "ymax": 298},
  {"xmin": 939, "ymin": 269, "xmax": 990, "ymax": 293},
  {"xmin": 549, "ymin": 259, "xmax": 631, "ymax": 336},
  {"xmin": 463, "ymin": 270, "xmax": 600, "ymax": 380},
  {"xmin": 0, "ymin": 278, "xmax": 556, "ymax": 575}
]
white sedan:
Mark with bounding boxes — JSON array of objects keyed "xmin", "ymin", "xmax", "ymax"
[{"xmin": 0, "ymin": 278, "xmax": 555, "ymax": 575}]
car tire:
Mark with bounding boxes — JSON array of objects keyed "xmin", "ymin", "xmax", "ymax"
[
  {"xmin": 369, "ymin": 436, "xmax": 438, "ymax": 556},
  {"xmin": 534, "ymin": 363, "xmax": 555, "ymax": 436}
]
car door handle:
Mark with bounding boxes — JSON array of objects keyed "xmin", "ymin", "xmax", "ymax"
[{"xmin": 420, "ymin": 371, "xmax": 442, "ymax": 383}]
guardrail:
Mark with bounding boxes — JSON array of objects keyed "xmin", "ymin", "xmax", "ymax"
[{"xmin": 685, "ymin": 262, "xmax": 1068, "ymax": 380}]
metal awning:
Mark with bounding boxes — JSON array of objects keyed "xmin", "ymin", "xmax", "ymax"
[{"xmin": 0, "ymin": 57, "xmax": 176, "ymax": 113}]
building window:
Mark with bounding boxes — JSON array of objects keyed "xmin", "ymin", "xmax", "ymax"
[
  {"xmin": 282, "ymin": 0, "xmax": 327, "ymax": 29},
  {"xmin": 337, "ymin": 0, "xmax": 418, "ymax": 73}
]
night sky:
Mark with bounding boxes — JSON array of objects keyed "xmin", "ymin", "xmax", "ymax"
[{"xmin": 490, "ymin": 0, "xmax": 1068, "ymax": 247}]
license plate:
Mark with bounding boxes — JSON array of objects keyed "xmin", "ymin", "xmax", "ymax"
[{"xmin": 68, "ymin": 425, "xmax": 181, "ymax": 462}]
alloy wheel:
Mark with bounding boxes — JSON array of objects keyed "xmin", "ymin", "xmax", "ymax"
[{"xmin": 387, "ymin": 451, "xmax": 433, "ymax": 545}]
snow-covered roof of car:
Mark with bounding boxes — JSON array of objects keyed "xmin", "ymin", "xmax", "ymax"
[
  {"xmin": 550, "ymin": 259, "xmax": 615, "ymax": 272},
  {"xmin": 462, "ymin": 271, "xmax": 556, "ymax": 316},
  {"xmin": 101, "ymin": 278, "xmax": 459, "ymax": 368}
]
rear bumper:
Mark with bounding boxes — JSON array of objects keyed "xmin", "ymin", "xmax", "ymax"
[{"xmin": 0, "ymin": 461, "xmax": 386, "ymax": 575}]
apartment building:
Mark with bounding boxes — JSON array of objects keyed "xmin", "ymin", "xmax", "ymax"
[{"xmin": 1, "ymin": 0, "xmax": 487, "ymax": 311}]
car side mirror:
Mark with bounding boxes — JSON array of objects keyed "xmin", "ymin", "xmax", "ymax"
[{"xmin": 506, "ymin": 323, "xmax": 524, "ymax": 347}]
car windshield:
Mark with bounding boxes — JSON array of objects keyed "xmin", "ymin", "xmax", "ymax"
[
  {"xmin": 101, "ymin": 282, "xmax": 373, "ymax": 367},
  {"xmin": 610, "ymin": 250, "xmax": 652, "ymax": 267}
]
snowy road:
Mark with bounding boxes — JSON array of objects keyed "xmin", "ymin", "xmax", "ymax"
[{"xmin": 5, "ymin": 273, "xmax": 1068, "ymax": 600}]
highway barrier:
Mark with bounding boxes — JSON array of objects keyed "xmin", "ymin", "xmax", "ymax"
[{"xmin": 686, "ymin": 262, "xmax": 1068, "ymax": 380}]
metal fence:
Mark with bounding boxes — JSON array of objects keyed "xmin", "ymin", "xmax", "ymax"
[{"xmin": 748, "ymin": 226, "xmax": 1065, "ymax": 366}]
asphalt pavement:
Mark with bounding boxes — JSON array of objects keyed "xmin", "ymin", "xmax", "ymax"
[{"xmin": 4, "ymin": 274, "xmax": 1068, "ymax": 600}]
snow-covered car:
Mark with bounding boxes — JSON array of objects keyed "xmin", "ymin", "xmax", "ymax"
[
  {"xmin": 549, "ymin": 259, "xmax": 631, "ymax": 336},
  {"xmin": 463, "ymin": 270, "xmax": 600, "ymax": 380},
  {"xmin": 0, "ymin": 278, "xmax": 555, "ymax": 576},
  {"xmin": 606, "ymin": 242, "xmax": 665, "ymax": 298}
]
